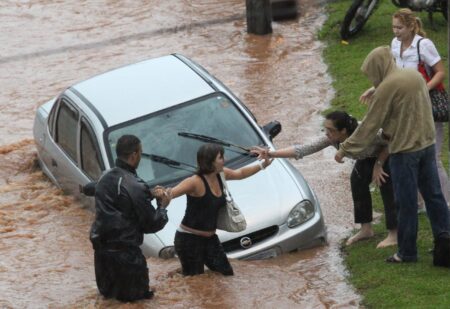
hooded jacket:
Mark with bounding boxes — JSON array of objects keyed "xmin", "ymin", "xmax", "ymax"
[
  {"xmin": 337, "ymin": 46, "xmax": 435, "ymax": 157},
  {"xmin": 90, "ymin": 159, "xmax": 168, "ymax": 250}
]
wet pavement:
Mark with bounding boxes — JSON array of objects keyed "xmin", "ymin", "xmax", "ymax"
[{"xmin": 0, "ymin": 0, "xmax": 362, "ymax": 307}]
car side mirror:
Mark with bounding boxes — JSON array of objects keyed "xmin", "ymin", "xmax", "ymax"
[{"xmin": 262, "ymin": 121, "xmax": 282, "ymax": 141}]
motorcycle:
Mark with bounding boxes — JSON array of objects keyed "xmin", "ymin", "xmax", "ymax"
[{"xmin": 340, "ymin": 0, "xmax": 448, "ymax": 40}]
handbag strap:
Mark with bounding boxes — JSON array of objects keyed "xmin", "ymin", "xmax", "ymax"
[
  {"xmin": 219, "ymin": 172, "xmax": 233, "ymax": 201},
  {"xmin": 416, "ymin": 38, "xmax": 423, "ymax": 63},
  {"xmin": 416, "ymin": 38, "xmax": 430, "ymax": 78},
  {"xmin": 417, "ymin": 38, "xmax": 445, "ymax": 91}
]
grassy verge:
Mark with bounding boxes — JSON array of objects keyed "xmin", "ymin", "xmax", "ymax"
[{"xmin": 318, "ymin": 1, "xmax": 449, "ymax": 308}]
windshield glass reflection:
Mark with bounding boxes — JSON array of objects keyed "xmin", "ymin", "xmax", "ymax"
[{"xmin": 106, "ymin": 93, "xmax": 263, "ymax": 185}]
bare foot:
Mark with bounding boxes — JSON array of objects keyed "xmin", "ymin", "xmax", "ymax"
[
  {"xmin": 376, "ymin": 237, "xmax": 397, "ymax": 248},
  {"xmin": 346, "ymin": 229, "xmax": 374, "ymax": 246},
  {"xmin": 376, "ymin": 231, "xmax": 397, "ymax": 248}
]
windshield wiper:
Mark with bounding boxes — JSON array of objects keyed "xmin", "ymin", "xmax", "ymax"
[
  {"xmin": 178, "ymin": 132, "xmax": 255, "ymax": 156},
  {"xmin": 141, "ymin": 153, "xmax": 196, "ymax": 172}
]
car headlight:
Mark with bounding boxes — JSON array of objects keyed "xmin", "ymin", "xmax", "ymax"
[{"xmin": 287, "ymin": 200, "xmax": 315, "ymax": 228}]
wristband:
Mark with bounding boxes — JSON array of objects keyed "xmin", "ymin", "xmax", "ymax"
[
  {"xmin": 376, "ymin": 160, "xmax": 383, "ymax": 166},
  {"xmin": 166, "ymin": 187, "xmax": 173, "ymax": 199},
  {"xmin": 258, "ymin": 161, "xmax": 265, "ymax": 170}
]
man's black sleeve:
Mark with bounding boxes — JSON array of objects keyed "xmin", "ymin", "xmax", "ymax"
[
  {"xmin": 128, "ymin": 180, "xmax": 168, "ymax": 233},
  {"xmin": 80, "ymin": 182, "xmax": 97, "ymax": 196}
]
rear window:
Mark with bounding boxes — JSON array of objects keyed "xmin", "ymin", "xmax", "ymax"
[{"xmin": 55, "ymin": 100, "xmax": 78, "ymax": 162}]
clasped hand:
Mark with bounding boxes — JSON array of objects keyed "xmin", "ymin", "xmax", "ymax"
[
  {"xmin": 151, "ymin": 186, "xmax": 172, "ymax": 208},
  {"xmin": 250, "ymin": 146, "xmax": 270, "ymax": 160},
  {"xmin": 250, "ymin": 146, "xmax": 274, "ymax": 168}
]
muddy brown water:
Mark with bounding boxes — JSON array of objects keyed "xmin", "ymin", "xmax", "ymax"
[{"xmin": 1, "ymin": 0, "xmax": 363, "ymax": 307}]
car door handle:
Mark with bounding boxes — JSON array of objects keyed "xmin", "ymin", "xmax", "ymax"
[{"xmin": 51, "ymin": 159, "xmax": 58, "ymax": 167}]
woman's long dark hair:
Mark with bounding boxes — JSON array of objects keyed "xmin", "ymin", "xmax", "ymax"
[
  {"xmin": 325, "ymin": 111, "xmax": 358, "ymax": 135},
  {"xmin": 196, "ymin": 143, "xmax": 224, "ymax": 175}
]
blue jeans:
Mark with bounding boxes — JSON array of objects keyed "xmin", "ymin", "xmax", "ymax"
[{"xmin": 389, "ymin": 145, "xmax": 450, "ymax": 262}]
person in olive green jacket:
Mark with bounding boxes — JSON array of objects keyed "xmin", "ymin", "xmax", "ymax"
[{"xmin": 335, "ymin": 46, "xmax": 449, "ymax": 263}]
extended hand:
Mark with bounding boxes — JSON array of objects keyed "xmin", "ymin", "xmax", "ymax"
[
  {"xmin": 152, "ymin": 186, "xmax": 172, "ymax": 208},
  {"xmin": 334, "ymin": 152, "xmax": 344, "ymax": 163},
  {"xmin": 250, "ymin": 146, "xmax": 270, "ymax": 160},
  {"xmin": 359, "ymin": 87, "xmax": 375, "ymax": 104},
  {"xmin": 151, "ymin": 185, "xmax": 165, "ymax": 198},
  {"xmin": 262, "ymin": 157, "xmax": 274, "ymax": 169}
]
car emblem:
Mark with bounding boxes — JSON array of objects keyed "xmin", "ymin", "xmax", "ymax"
[{"xmin": 240, "ymin": 236, "xmax": 252, "ymax": 249}]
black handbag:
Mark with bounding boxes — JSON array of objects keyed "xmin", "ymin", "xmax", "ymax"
[
  {"xmin": 417, "ymin": 38, "xmax": 449, "ymax": 122},
  {"xmin": 428, "ymin": 88, "xmax": 449, "ymax": 122},
  {"xmin": 433, "ymin": 232, "xmax": 450, "ymax": 268}
]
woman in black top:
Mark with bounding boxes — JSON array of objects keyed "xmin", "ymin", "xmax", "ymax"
[{"xmin": 166, "ymin": 143, "xmax": 272, "ymax": 276}]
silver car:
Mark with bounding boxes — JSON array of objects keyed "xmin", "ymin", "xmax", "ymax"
[{"xmin": 33, "ymin": 54, "xmax": 327, "ymax": 260}]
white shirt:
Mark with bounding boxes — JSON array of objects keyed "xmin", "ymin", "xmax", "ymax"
[{"xmin": 391, "ymin": 34, "xmax": 441, "ymax": 69}]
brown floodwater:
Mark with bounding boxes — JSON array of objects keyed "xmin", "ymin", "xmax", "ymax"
[{"xmin": 0, "ymin": 0, "xmax": 363, "ymax": 307}]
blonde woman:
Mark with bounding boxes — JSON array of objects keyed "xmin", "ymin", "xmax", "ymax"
[{"xmin": 361, "ymin": 8, "xmax": 449, "ymax": 207}]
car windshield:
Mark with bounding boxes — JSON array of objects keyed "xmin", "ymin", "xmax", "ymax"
[{"xmin": 105, "ymin": 93, "xmax": 264, "ymax": 186}]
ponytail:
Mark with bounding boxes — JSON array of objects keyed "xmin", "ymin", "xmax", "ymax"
[
  {"xmin": 414, "ymin": 16, "xmax": 426, "ymax": 37},
  {"xmin": 393, "ymin": 8, "xmax": 426, "ymax": 37},
  {"xmin": 325, "ymin": 111, "xmax": 358, "ymax": 136}
]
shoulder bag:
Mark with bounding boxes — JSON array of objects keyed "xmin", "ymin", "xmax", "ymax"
[
  {"xmin": 417, "ymin": 38, "xmax": 449, "ymax": 122},
  {"xmin": 216, "ymin": 172, "xmax": 247, "ymax": 232}
]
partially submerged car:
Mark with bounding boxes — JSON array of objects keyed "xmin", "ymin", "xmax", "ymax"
[{"xmin": 33, "ymin": 54, "xmax": 327, "ymax": 260}]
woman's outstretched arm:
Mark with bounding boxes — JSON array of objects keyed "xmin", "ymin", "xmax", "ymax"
[{"xmin": 224, "ymin": 157, "xmax": 273, "ymax": 180}]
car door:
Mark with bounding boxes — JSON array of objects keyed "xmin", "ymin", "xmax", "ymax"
[
  {"xmin": 77, "ymin": 116, "xmax": 105, "ymax": 207},
  {"xmin": 47, "ymin": 95, "xmax": 105, "ymax": 201},
  {"xmin": 45, "ymin": 96, "xmax": 82, "ymax": 196}
]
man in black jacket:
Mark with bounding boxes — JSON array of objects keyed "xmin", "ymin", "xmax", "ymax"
[{"xmin": 88, "ymin": 134, "xmax": 169, "ymax": 302}]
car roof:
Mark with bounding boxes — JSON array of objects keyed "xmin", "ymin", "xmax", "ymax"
[{"xmin": 71, "ymin": 55, "xmax": 215, "ymax": 127}]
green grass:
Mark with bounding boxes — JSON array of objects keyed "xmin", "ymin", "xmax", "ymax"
[{"xmin": 319, "ymin": 1, "xmax": 449, "ymax": 308}]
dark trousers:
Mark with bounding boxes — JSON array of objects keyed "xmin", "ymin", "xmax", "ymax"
[
  {"xmin": 174, "ymin": 231, "xmax": 234, "ymax": 276},
  {"xmin": 94, "ymin": 246, "xmax": 151, "ymax": 302},
  {"xmin": 350, "ymin": 157, "xmax": 397, "ymax": 230}
]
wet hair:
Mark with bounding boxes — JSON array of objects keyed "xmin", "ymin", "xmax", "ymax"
[
  {"xmin": 393, "ymin": 8, "xmax": 426, "ymax": 37},
  {"xmin": 196, "ymin": 143, "xmax": 225, "ymax": 175},
  {"xmin": 116, "ymin": 135, "xmax": 141, "ymax": 160},
  {"xmin": 325, "ymin": 111, "xmax": 358, "ymax": 136}
]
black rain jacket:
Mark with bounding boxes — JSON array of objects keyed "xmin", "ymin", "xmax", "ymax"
[{"xmin": 89, "ymin": 159, "xmax": 168, "ymax": 250}]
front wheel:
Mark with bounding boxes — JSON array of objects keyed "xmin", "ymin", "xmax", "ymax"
[{"xmin": 340, "ymin": 0, "xmax": 379, "ymax": 40}]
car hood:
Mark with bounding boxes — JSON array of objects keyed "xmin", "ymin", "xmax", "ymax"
[
  {"xmin": 154, "ymin": 159, "xmax": 314, "ymax": 245},
  {"xmin": 39, "ymin": 98, "xmax": 57, "ymax": 115}
]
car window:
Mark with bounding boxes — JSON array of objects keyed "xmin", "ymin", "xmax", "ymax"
[
  {"xmin": 48, "ymin": 99, "xmax": 58, "ymax": 137},
  {"xmin": 80, "ymin": 119, "xmax": 103, "ymax": 180},
  {"xmin": 55, "ymin": 99, "xmax": 78, "ymax": 162},
  {"xmin": 105, "ymin": 93, "xmax": 264, "ymax": 185}
]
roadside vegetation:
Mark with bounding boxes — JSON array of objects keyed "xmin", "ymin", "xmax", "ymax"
[{"xmin": 318, "ymin": 0, "xmax": 449, "ymax": 308}]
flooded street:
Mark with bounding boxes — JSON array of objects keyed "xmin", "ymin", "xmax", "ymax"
[{"xmin": 0, "ymin": 0, "xmax": 362, "ymax": 307}]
